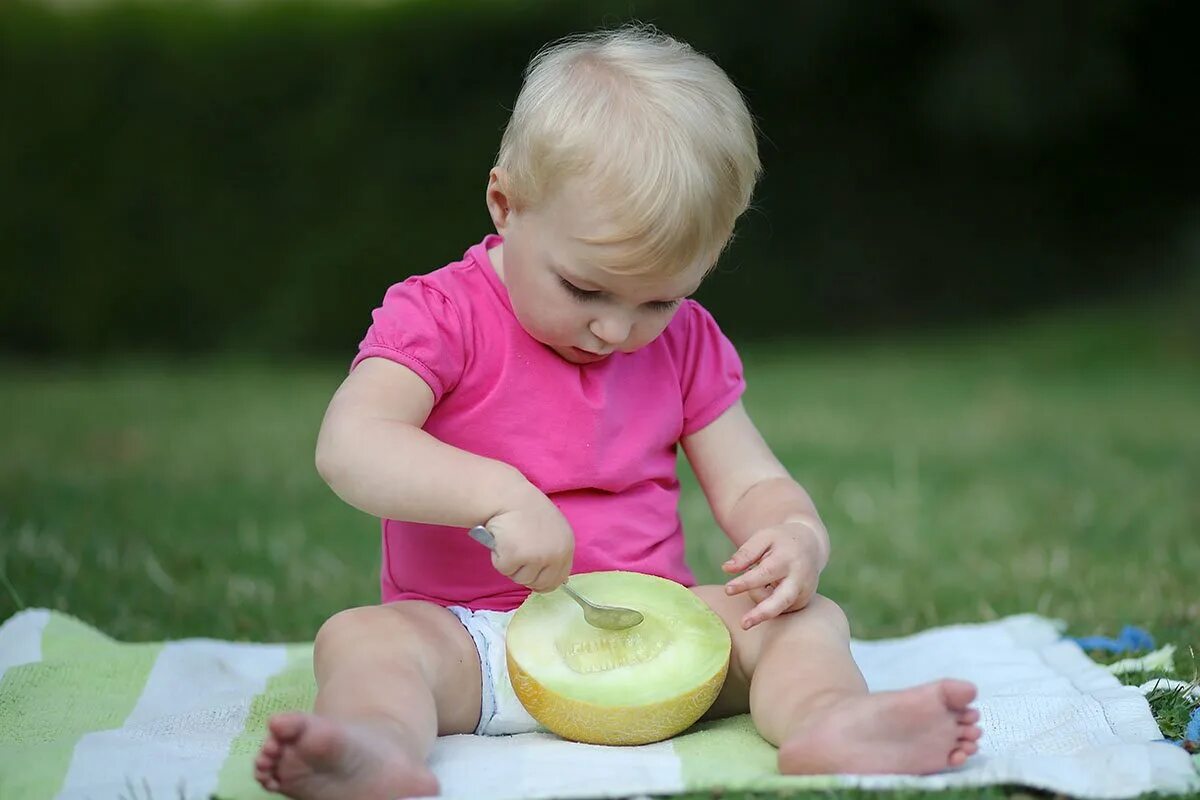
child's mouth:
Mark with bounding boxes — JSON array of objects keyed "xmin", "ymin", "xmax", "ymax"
[{"xmin": 569, "ymin": 347, "xmax": 609, "ymax": 364}]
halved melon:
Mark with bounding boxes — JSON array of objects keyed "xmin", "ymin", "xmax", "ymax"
[{"xmin": 506, "ymin": 571, "xmax": 731, "ymax": 745}]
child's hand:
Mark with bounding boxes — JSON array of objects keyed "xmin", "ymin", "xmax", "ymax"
[
  {"xmin": 485, "ymin": 489, "xmax": 575, "ymax": 593},
  {"xmin": 722, "ymin": 521, "xmax": 824, "ymax": 630}
]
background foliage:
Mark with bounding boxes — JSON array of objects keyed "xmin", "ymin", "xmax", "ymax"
[{"xmin": 3, "ymin": 0, "xmax": 1198, "ymax": 355}]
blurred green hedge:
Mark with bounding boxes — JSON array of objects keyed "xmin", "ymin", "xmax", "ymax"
[{"xmin": 2, "ymin": 0, "xmax": 1197, "ymax": 354}]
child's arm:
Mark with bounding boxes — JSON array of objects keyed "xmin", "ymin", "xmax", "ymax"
[
  {"xmin": 315, "ymin": 357, "xmax": 574, "ymax": 591},
  {"xmin": 681, "ymin": 400, "xmax": 830, "ymax": 629}
]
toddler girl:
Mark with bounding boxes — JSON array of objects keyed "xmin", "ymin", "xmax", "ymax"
[{"xmin": 255, "ymin": 26, "xmax": 981, "ymax": 800}]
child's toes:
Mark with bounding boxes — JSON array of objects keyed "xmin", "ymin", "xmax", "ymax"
[
  {"xmin": 268, "ymin": 712, "xmax": 308, "ymax": 742},
  {"xmin": 957, "ymin": 707, "xmax": 980, "ymax": 725},
  {"xmin": 939, "ymin": 679, "xmax": 978, "ymax": 711},
  {"xmin": 958, "ymin": 723, "xmax": 982, "ymax": 741}
]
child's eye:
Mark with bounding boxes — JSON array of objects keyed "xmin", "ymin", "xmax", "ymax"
[
  {"xmin": 646, "ymin": 299, "xmax": 681, "ymax": 313},
  {"xmin": 560, "ymin": 277, "xmax": 600, "ymax": 301}
]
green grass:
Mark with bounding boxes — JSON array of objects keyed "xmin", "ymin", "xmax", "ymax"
[{"xmin": 2, "ymin": 302, "xmax": 1198, "ymax": 798}]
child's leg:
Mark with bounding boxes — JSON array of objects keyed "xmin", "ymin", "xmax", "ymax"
[
  {"xmin": 692, "ymin": 587, "xmax": 982, "ymax": 775},
  {"xmin": 255, "ymin": 601, "xmax": 483, "ymax": 800}
]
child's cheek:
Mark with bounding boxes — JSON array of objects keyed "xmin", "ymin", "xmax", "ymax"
[
  {"xmin": 549, "ymin": 306, "xmax": 583, "ymax": 337},
  {"xmin": 528, "ymin": 305, "xmax": 576, "ymax": 345},
  {"xmin": 632, "ymin": 320, "xmax": 669, "ymax": 350}
]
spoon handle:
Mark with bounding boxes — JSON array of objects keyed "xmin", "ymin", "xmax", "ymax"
[
  {"xmin": 559, "ymin": 582, "xmax": 590, "ymax": 608},
  {"xmin": 467, "ymin": 525, "xmax": 497, "ymax": 550}
]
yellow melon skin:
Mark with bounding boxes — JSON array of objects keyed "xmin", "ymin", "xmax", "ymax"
[{"xmin": 507, "ymin": 649, "xmax": 728, "ymax": 745}]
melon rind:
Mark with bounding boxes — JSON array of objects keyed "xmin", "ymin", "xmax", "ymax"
[{"xmin": 506, "ymin": 571, "xmax": 731, "ymax": 746}]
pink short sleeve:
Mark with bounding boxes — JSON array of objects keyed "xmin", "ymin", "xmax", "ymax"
[
  {"xmin": 351, "ymin": 277, "xmax": 466, "ymax": 403},
  {"xmin": 678, "ymin": 301, "xmax": 746, "ymax": 436}
]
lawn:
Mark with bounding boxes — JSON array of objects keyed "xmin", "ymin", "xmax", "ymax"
[{"xmin": 2, "ymin": 301, "xmax": 1198, "ymax": 798}]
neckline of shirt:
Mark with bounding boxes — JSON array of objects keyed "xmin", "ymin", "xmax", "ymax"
[{"xmin": 468, "ymin": 234, "xmax": 513, "ymax": 313}]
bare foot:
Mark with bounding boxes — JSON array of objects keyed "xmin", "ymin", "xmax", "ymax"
[
  {"xmin": 778, "ymin": 679, "xmax": 982, "ymax": 775},
  {"xmin": 254, "ymin": 712, "xmax": 439, "ymax": 800}
]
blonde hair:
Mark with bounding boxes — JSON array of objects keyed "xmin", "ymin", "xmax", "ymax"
[{"xmin": 495, "ymin": 25, "xmax": 761, "ymax": 276}]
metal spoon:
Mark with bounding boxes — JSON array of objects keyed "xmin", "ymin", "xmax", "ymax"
[{"xmin": 467, "ymin": 525, "xmax": 644, "ymax": 630}]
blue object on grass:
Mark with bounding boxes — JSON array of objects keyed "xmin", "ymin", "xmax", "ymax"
[
  {"xmin": 1185, "ymin": 705, "xmax": 1200, "ymax": 744},
  {"xmin": 1069, "ymin": 625, "xmax": 1155, "ymax": 653}
]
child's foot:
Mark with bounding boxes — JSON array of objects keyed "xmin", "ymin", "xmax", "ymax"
[
  {"xmin": 254, "ymin": 712, "xmax": 439, "ymax": 800},
  {"xmin": 778, "ymin": 679, "xmax": 982, "ymax": 775}
]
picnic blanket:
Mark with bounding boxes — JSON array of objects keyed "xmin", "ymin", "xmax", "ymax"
[{"xmin": 1, "ymin": 609, "xmax": 1196, "ymax": 799}]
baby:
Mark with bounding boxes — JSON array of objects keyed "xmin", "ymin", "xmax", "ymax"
[{"xmin": 255, "ymin": 26, "xmax": 981, "ymax": 799}]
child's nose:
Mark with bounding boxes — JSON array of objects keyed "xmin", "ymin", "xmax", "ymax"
[{"xmin": 589, "ymin": 314, "xmax": 632, "ymax": 346}]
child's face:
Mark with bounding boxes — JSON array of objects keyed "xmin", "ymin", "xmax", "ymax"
[{"xmin": 488, "ymin": 173, "xmax": 707, "ymax": 365}]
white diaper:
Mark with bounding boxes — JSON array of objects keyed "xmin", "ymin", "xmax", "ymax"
[{"xmin": 447, "ymin": 606, "xmax": 546, "ymax": 736}]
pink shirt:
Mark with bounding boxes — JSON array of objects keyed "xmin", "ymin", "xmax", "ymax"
[{"xmin": 353, "ymin": 235, "xmax": 745, "ymax": 611}]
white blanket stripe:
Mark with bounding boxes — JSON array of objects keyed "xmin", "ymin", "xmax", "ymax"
[{"xmin": 0, "ymin": 607, "xmax": 50, "ymax": 676}]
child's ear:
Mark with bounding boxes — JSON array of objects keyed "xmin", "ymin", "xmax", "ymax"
[{"xmin": 486, "ymin": 168, "xmax": 514, "ymax": 233}]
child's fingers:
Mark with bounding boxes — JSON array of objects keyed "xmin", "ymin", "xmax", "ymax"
[
  {"xmin": 506, "ymin": 562, "xmax": 541, "ymax": 587},
  {"xmin": 724, "ymin": 556, "xmax": 783, "ymax": 596},
  {"xmin": 541, "ymin": 564, "xmax": 573, "ymax": 593},
  {"xmin": 490, "ymin": 543, "xmax": 521, "ymax": 578},
  {"xmin": 723, "ymin": 534, "xmax": 771, "ymax": 573},
  {"xmin": 740, "ymin": 578, "xmax": 799, "ymax": 629},
  {"xmin": 746, "ymin": 583, "xmax": 775, "ymax": 604},
  {"xmin": 550, "ymin": 566, "xmax": 572, "ymax": 592},
  {"xmin": 528, "ymin": 565, "xmax": 557, "ymax": 592}
]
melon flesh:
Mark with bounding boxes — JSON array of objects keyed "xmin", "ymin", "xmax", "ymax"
[{"xmin": 506, "ymin": 571, "xmax": 731, "ymax": 745}]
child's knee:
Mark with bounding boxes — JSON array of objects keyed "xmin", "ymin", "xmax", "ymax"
[
  {"xmin": 313, "ymin": 603, "xmax": 430, "ymax": 666},
  {"xmin": 314, "ymin": 606, "xmax": 376, "ymax": 667},
  {"xmin": 793, "ymin": 594, "xmax": 851, "ymax": 640}
]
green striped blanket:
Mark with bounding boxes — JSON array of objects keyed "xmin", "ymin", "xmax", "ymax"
[{"xmin": 1, "ymin": 610, "xmax": 1196, "ymax": 799}]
